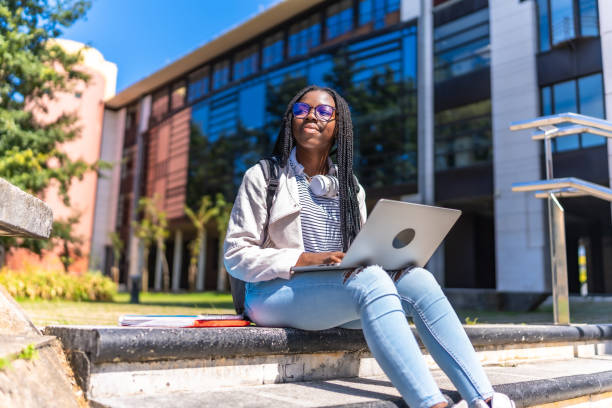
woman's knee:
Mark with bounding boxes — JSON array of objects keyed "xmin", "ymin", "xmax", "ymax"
[
  {"xmin": 345, "ymin": 264, "xmax": 398, "ymax": 303},
  {"xmin": 396, "ymin": 267, "xmax": 445, "ymax": 303}
]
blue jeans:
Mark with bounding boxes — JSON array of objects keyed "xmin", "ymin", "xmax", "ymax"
[{"xmin": 245, "ymin": 265, "xmax": 495, "ymax": 408}]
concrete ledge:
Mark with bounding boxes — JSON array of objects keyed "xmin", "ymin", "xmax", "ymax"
[
  {"xmin": 45, "ymin": 324, "xmax": 612, "ymax": 364},
  {"xmin": 0, "ymin": 178, "xmax": 53, "ymax": 239},
  {"xmin": 44, "ymin": 324, "xmax": 612, "ymax": 402},
  {"xmin": 497, "ymin": 370, "xmax": 612, "ymax": 407}
]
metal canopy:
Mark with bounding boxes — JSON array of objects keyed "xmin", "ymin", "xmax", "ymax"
[
  {"xmin": 508, "ymin": 113, "xmax": 612, "ymax": 325},
  {"xmin": 530, "ymin": 124, "xmax": 612, "ymax": 140},
  {"xmin": 512, "ymin": 177, "xmax": 612, "ymax": 202},
  {"xmin": 509, "ymin": 112, "xmax": 612, "ymax": 133}
]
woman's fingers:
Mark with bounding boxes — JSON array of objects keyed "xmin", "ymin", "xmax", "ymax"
[
  {"xmin": 325, "ymin": 252, "xmax": 345, "ymax": 264},
  {"xmin": 294, "ymin": 252, "xmax": 346, "ymax": 267}
]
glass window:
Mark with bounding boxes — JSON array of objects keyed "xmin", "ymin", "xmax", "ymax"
[
  {"xmin": 288, "ymin": 15, "xmax": 321, "ymax": 58},
  {"xmin": 434, "ymin": 100, "xmax": 492, "ymax": 171},
  {"xmin": 151, "ymin": 87, "xmax": 169, "ymax": 123},
  {"xmin": 340, "ymin": 28, "xmax": 418, "ymax": 189},
  {"xmin": 233, "ymin": 45, "xmax": 259, "ymax": 81},
  {"xmin": 239, "ymin": 83, "xmax": 265, "ymax": 130},
  {"xmin": 403, "ymin": 27, "xmax": 417, "ymax": 89},
  {"xmin": 262, "ymin": 32, "xmax": 284, "ymax": 70},
  {"xmin": 538, "ymin": 0, "xmax": 599, "ymax": 51},
  {"xmin": 434, "ymin": 8, "xmax": 489, "ymax": 40},
  {"xmin": 359, "ymin": 0, "xmax": 400, "ymax": 30},
  {"xmin": 540, "ymin": 73, "xmax": 605, "ymax": 151},
  {"xmin": 537, "ymin": 0, "xmax": 551, "ymax": 52},
  {"xmin": 171, "ymin": 80, "xmax": 186, "ymax": 110},
  {"xmin": 578, "ymin": 73, "xmax": 605, "ymax": 147},
  {"xmin": 212, "ymin": 60, "xmax": 230, "ymax": 90},
  {"xmin": 553, "ymin": 79, "xmax": 580, "ymax": 151},
  {"xmin": 551, "ymin": 0, "xmax": 575, "ymax": 45},
  {"xmin": 185, "ymin": 24, "xmax": 419, "ymax": 198},
  {"xmin": 541, "ymin": 86, "xmax": 552, "ymax": 115},
  {"xmin": 435, "ymin": 24, "xmax": 488, "ymax": 54},
  {"xmin": 208, "ymin": 91, "xmax": 237, "ymax": 142},
  {"xmin": 191, "ymin": 101, "xmax": 209, "ymax": 137},
  {"xmin": 434, "ymin": 8, "xmax": 490, "ymax": 83},
  {"xmin": 308, "ymin": 54, "xmax": 334, "ymax": 87},
  {"xmin": 188, "ymin": 90, "xmax": 264, "ymax": 205},
  {"xmin": 359, "ymin": 0, "xmax": 373, "ymax": 26},
  {"xmin": 188, "ymin": 67, "xmax": 209, "ymax": 103},
  {"xmin": 579, "ymin": 0, "xmax": 599, "ymax": 36},
  {"xmin": 326, "ymin": 0, "xmax": 353, "ymax": 40}
]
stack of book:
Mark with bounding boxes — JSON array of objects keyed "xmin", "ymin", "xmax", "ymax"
[{"xmin": 118, "ymin": 314, "xmax": 251, "ymax": 328}]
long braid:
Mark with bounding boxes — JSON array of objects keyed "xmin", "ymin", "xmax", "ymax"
[{"xmin": 272, "ymin": 86, "xmax": 361, "ymax": 251}]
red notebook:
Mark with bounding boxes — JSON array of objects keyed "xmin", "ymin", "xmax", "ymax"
[{"xmin": 119, "ymin": 314, "xmax": 251, "ymax": 328}]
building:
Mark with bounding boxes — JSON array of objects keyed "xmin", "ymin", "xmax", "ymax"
[
  {"xmin": 92, "ymin": 0, "xmax": 612, "ymax": 297},
  {"xmin": 7, "ymin": 39, "xmax": 117, "ymax": 274}
]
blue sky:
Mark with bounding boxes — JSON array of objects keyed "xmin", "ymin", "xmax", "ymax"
[{"xmin": 61, "ymin": 0, "xmax": 281, "ymax": 92}]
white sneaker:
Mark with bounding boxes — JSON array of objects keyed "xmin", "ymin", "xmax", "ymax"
[
  {"xmin": 471, "ymin": 393, "xmax": 516, "ymax": 408},
  {"xmin": 452, "ymin": 399, "xmax": 468, "ymax": 408}
]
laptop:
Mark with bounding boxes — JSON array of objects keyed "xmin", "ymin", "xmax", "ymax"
[{"xmin": 290, "ymin": 199, "xmax": 461, "ymax": 273}]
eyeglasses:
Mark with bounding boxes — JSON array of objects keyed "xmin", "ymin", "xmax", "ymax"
[{"xmin": 292, "ymin": 102, "xmax": 336, "ymax": 122}]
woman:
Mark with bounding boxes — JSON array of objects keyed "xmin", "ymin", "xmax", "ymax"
[{"xmin": 224, "ymin": 86, "xmax": 514, "ymax": 408}]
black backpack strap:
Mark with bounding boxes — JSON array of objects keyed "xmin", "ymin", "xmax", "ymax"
[
  {"xmin": 229, "ymin": 157, "xmax": 280, "ymax": 316},
  {"xmin": 262, "ymin": 156, "xmax": 279, "ymax": 223}
]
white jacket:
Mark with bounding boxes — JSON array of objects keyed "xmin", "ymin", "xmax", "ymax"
[{"xmin": 223, "ymin": 162, "xmax": 367, "ymax": 282}]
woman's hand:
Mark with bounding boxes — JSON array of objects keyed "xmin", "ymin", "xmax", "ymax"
[{"xmin": 295, "ymin": 251, "xmax": 345, "ymax": 266}]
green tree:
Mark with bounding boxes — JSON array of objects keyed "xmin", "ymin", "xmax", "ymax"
[
  {"xmin": 132, "ymin": 196, "xmax": 169, "ymax": 292},
  {"xmin": 184, "ymin": 195, "xmax": 218, "ymax": 292},
  {"xmin": 213, "ymin": 193, "xmax": 232, "ymax": 292},
  {"xmin": 0, "ymin": 0, "xmax": 103, "ymax": 261},
  {"xmin": 52, "ymin": 212, "xmax": 83, "ymax": 272}
]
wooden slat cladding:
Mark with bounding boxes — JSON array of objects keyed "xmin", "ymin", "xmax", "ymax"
[{"xmin": 146, "ymin": 107, "xmax": 192, "ymax": 220}]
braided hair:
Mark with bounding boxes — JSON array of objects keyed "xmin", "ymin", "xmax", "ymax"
[{"xmin": 272, "ymin": 85, "xmax": 361, "ymax": 251}]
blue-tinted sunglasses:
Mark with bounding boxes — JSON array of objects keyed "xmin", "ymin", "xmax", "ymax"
[{"xmin": 292, "ymin": 102, "xmax": 336, "ymax": 122}]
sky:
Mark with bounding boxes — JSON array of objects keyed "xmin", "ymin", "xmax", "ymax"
[{"xmin": 60, "ymin": 0, "xmax": 281, "ymax": 93}]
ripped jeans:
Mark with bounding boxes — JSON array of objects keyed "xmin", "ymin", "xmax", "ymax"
[{"xmin": 244, "ymin": 266, "xmax": 495, "ymax": 408}]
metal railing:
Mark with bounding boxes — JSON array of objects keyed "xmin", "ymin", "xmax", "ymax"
[{"xmin": 509, "ymin": 113, "xmax": 612, "ymax": 325}]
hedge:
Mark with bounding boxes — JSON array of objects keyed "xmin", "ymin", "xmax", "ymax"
[{"xmin": 0, "ymin": 267, "xmax": 117, "ymax": 301}]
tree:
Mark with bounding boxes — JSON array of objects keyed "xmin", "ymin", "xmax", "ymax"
[
  {"xmin": 52, "ymin": 212, "xmax": 83, "ymax": 272},
  {"xmin": 184, "ymin": 196, "xmax": 218, "ymax": 292},
  {"xmin": 0, "ymin": 0, "xmax": 102, "ymax": 262},
  {"xmin": 132, "ymin": 196, "xmax": 169, "ymax": 292},
  {"xmin": 213, "ymin": 193, "xmax": 232, "ymax": 292}
]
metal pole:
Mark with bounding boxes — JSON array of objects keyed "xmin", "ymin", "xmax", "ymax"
[
  {"xmin": 543, "ymin": 129, "xmax": 555, "ymax": 180},
  {"xmin": 549, "ymin": 193, "xmax": 570, "ymax": 325},
  {"xmin": 543, "ymin": 129, "xmax": 570, "ymax": 324}
]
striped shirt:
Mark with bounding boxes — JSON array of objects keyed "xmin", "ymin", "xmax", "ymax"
[{"xmin": 289, "ymin": 149, "xmax": 342, "ymax": 253}]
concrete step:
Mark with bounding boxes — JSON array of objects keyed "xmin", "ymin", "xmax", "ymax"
[
  {"xmin": 89, "ymin": 357, "xmax": 612, "ymax": 408},
  {"xmin": 0, "ymin": 285, "xmax": 86, "ymax": 408},
  {"xmin": 44, "ymin": 323, "xmax": 612, "ymax": 405}
]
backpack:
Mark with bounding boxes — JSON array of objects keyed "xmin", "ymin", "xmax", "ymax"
[{"xmin": 228, "ymin": 157, "xmax": 280, "ymax": 316}]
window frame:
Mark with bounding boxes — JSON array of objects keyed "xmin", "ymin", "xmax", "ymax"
[
  {"xmin": 539, "ymin": 72, "xmax": 606, "ymax": 152},
  {"xmin": 433, "ymin": 6, "xmax": 490, "ymax": 83},
  {"xmin": 537, "ymin": 0, "xmax": 600, "ymax": 53}
]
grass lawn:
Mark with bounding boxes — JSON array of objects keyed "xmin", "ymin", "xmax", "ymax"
[
  {"xmin": 17, "ymin": 291, "xmax": 612, "ymax": 328},
  {"xmin": 18, "ymin": 291, "xmax": 235, "ymax": 327}
]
